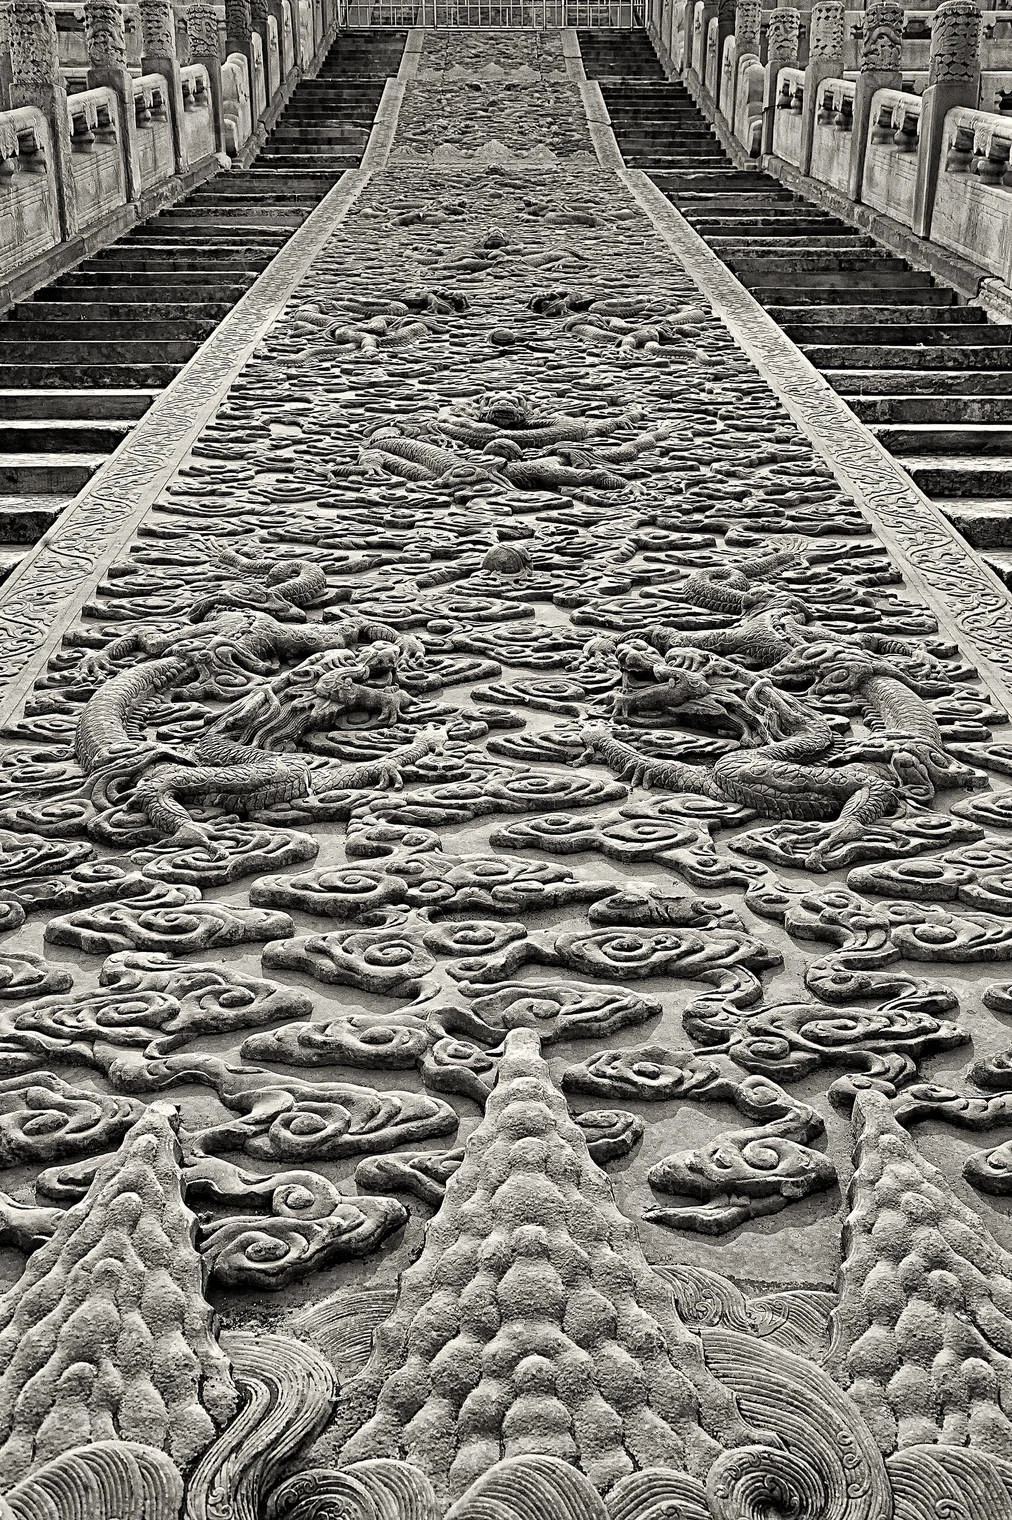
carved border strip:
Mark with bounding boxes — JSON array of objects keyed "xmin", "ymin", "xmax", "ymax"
[
  {"xmin": 562, "ymin": 25, "xmax": 586, "ymax": 81},
  {"xmin": 581, "ymin": 78, "xmax": 626, "ymax": 170},
  {"xmin": 361, "ymin": 81, "xmax": 407, "ymax": 170},
  {"xmin": 620, "ymin": 166, "xmax": 1012, "ymax": 716}
]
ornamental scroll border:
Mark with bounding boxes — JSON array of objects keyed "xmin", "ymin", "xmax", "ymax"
[{"xmin": 619, "ymin": 164, "xmax": 1012, "ymax": 721}]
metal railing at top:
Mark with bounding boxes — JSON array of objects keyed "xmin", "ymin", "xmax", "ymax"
[{"xmin": 345, "ymin": 0, "xmax": 641, "ymax": 25}]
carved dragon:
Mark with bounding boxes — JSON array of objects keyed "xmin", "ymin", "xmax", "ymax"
[{"xmin": 581, "ymin": 543, "xmax": 984, "ymax": 866}]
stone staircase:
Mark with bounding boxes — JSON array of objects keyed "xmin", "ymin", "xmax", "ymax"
[
  {"xmin": 579, "ymin": 31, "xmax": 1012, "ymax": 587},
  {"xmin": 0, "ymin": 29, "xmax": 406, "ymax": 585}
]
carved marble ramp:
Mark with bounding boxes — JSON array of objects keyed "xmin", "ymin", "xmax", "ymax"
[{"xmin": 5, "ymin": 24, "xmax": 1012, "ymax": 1519}]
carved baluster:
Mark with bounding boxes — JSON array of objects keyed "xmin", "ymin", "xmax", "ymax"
[
  {"xmin": 763, "ymin": 4, "xmax": 801, "ymax": 154},
  {"xmin": 185, "ymin": 0, "xmax": 226, "ymax": 155},
  {"xmin": 140, "ymin": 0, "xmax": 187, "ymax": 171},
  {"xmin": 690, "ymin": 0, "xmax": 719, "ymax": 93},
  {"xmin": 84, "ymin": 0, "xmax": 141, "ymax": 199},
  {"xmin": 729, "ymin": 0, "xmax": 761, "ymax": 121},
  {"xmin": 800, "ymin": 0, "xmax": 844, "ymax": 172},
  {"xmin": 7, "ymin": 0, "xmax": 77, "ymax": 236},
  {"xmin": 913, "ymin": 0, "xmax": 983, "ymax": 237},
  {"xmin": 848, "ymin": 0, "xmax": 903, "ymax": 201}
]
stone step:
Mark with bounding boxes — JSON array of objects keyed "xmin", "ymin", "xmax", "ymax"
[
  {"xmin": 875, "ymin": 423, "xmax": 1012, "ymax": 454},
  {"xmin": 73, "ymin": 258, "xmax": 262, "ymax": 278},
  {"xmin": 1, "ymin": 319, "xmax": 217, "ymax": 343},
  {"xmin": 125, "ymin": 225, "xmax": 290, "ymax": 244},
  {"xmin": 256, "ymin": 155, "xmax": 359, "ymax": 170},
  {"xmin": 44, "ymin": 282, "xmax": 250, "ymax": 305},
  {"xmin": 983, "ymin": 548, "xmax": 1012, "ymax": 586},
  {"xmin": 0, "ymin": 451, "xmax": 106, "ymax": 493},
  {"xmin": 758, "ymin": 286, "xmax": 956, "ymax": 308},
  {"xmin": 808, "ymin": 344, "xmax": 1012, "ymax": 369},
  {"xmin": 0, "ymin": 418, "xmax": 131, "ymax": 452},
  {"xmin": 713, "ymin": 235, "xmax": 875, "ymax": 252},
  {"xmin": 0, "ymin": 544, "xmax": 27, "ymax": 583},
  {"xmin": 769, "ymin": 303, "xmax": 981, "ymax": 325},
  {"xmin": 0, "ymin": 337, "xmax": 194, "ymax": 363},
  {"xmin": 154, "ymin": 205, "xmax": 309, "ymax": 225},
  {"xmin": 899, "ymin": 455, "xmax": 1012, "ymax": 498},
  {"xmin": 852, "ymin": 394, "xmax": 1012, "ymax": 424},
  {"xmin": 689, "ymin": 219, "xmax": 857, "ymax": 237},
  {"xmin": 0, "ymin": 492, "xmax": 70, "ymax": 542},
  {"xmin": 786, "ymin": 322, "xmax": 1003, "ymax": 345},
  {"xmin": 939, "ymin": 499, "xmax": 1012, "ymax": 547},
  {"xmin": 725, "ymin": 252, "xmax": 895, "ymax": 274},
  {"xmin": 13, "ymin": 300, "xmax": 233, "ymax": 323},
  {"xmin": 0, "ymin": 389, "xmax": 157, "ymax": 420},
  {"xmin": 0, "ymin": 357, "xmax": 187, "ymax": 384},
  {"xmin": 185, "ymin": 189, "xmax": 322, "ymax": 205},
  {"xmin": 94, "ymin": 245, "xmax": 277, "ymax": 266},
  {"xmin": 827, "ymin": 369, "xmax": 1012, "ymax": 395}
]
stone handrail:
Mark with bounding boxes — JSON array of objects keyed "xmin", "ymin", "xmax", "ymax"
[
  {"xmin": 65, "ymin": 83, "xmax": 127, "ymax": 225},
  {"xmin": 0, "ymin": 0, "xmax": 344, "ymax": 310},
  {"xmin": 809, "ymin": 73, "xmax": 856, "ymax": 188},
  {"xmin": 931, "ymin": 102, "xmax": 1012, "ymax": 279},
  {"xmin": 0, "ymin": 103, "xmax": 61, "ymax": 281},
  {"xmin": 772, "ymin": 64, "xmax": 806, "ymax": 164},
  {"xmin": 859, "ymin": 86, "xmax": 920, "ymax": 223}
]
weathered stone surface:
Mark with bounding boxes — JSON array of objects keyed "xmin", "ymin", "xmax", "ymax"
[{"xmin": 2, "ymin": 21, "xmax": 1012, "ymax": 1520}]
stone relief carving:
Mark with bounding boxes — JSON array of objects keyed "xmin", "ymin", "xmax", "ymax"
[
  {"xmin": 733, "ymin": 0, "xmax": 761, "ymax": 58},
  {"xmin": 807, "ymin": 0, "xmax": 846, "ymax": 63},
  {"xmin": 859, "ymin": 0, "xmax": 904, "ymax": 74},
  {"xmin": 84, "ymin": 0, "xmax": 128, "ymax": 69},
  {"xmin": 138, "ymin": 0, "xmax": 176, "ymax": 57},
  {"xmin": 7, "ymin": 0, "xmax": 60, "ymax": 89},
  {"xmin": 183, "ymin": 0, "xmax": 220, "ymax": 59},
  {"xmin": 765, "ymin": 4, "xmax": 801, "ymax": 70},
  {"xmin": 4, "ymin": 23, "xmax": 1012, "ymax": 1520},
  {"xmin": 928, "ymin": 0, "xmax": 984, "ymax": 85}
]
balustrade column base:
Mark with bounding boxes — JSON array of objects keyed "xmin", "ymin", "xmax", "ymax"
[
  {"xmin": 847, "ymin": 66, "xmax": 902, "ymax": 202},
  {"xmin": 191, "ymin": 53, "xmax": 227, "ymax": 158},
  {"xmin": 912, "ymin": 77, "xmax": 979, "ymax": 238},
  {"xmin": 143, "ymin": 51, "xmax": 189, "ymax": 174},
  {"xmin": 88, "ymin": 63, "xmax": 143, "ymax": 200}
]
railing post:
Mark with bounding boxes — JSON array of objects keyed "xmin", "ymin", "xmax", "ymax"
[
  {"xmin": 0, "ymin": 4, "xmax": 13, "ymax": 109},
  {"xmin": 8, "ymin": 0, "xmax": 77, "ymax": 237},
  {"xmin": 140, "ymin": 0, "xmax": 187, "ymax": 173},
  {"xmin": 847, "ymin": 0, "xmax": 902, "ymax": 201},
  {"xmin": 225, "ymin": 0, "xmax": 257, "ymax": 105},
  {"xmin": 186, "ymin": 0, "xmax": 226, "ymax": 155},
  {"xmin": 912, "ymin": 0, "xmax": 982, "ymax": 237},
  {"xmin": 763, "ymin": 4, "xmax": 800, "ymax": 154},
  {"xmin": 731, "ymin": 0, "xmax": 760, "ymax": 117},
  {"xmin": 800, "ymin": 0, "xmax": 843, "ymax": 172},
  {"xmin": 85, "ymin": 0, "xmax": 142, "ymax": 199}
]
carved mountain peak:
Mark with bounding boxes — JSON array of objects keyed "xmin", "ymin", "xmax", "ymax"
[
  {"xmin": 329, "ymin": 1027, "xmax": 759, "ymax": 1502},
  {"xmin": 830, "ymin": 1088, "xmax": 1012, "ymax": 1461},
  {"xmin": 0, "ymin": 1101, "xmax": 237, "ymax": 1490}
]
